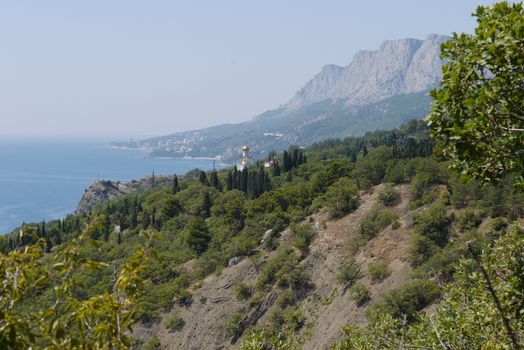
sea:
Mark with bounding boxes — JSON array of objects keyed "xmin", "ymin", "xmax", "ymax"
[{"xmin": 0, "ymin": 137, "xmax": 220, "ymax": 235}]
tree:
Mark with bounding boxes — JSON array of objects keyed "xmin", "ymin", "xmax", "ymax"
[
  {"xmin": 428, "ymin": 2, "xmax": 524, "ymax": 186},
  {"xmin": 0, "ymin": 234, "xmax": 148, "ymax": 349},
  {"xmin": 184, "ymin": 217, "xmax": 211, "ymax": 254},
  {"xmin": 172, "ymin": 175, "xmax": 180, "ymax": 194},
  {"xmin": 199, "ymin": 171, "xmax": 209, "ymax": 186}
]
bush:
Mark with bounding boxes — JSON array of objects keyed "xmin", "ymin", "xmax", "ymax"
[
  {"xmin": 350, "ymin": 283, "xmax": 370, "ymax": 306},
  {"xmin": 164, "ymin": 312, "xmax": 185, "ymax": 332},
  {"xmin": 360, "ymin": 209, "xmax": 399, "ymax": 239},
  {"xmin": 284, "ymin": 308, "xmax": 305, "ymax": 332},
  {"xmin": 337, "ymin": 259, "xmax": 363, "ymax": 287},
  {"xmin": 291, "ymin": 223, "xmax": 314, "ymax": 254},
  {"xmin": 408, "ymin": 234, "xmax": 439, "ymax": 267},
  {"xmin": 235, "ymin": 283, "xmax": 253, "ymax": 301},
  {"xmin": 380, "ymin": 279, "xmax": 441, "ymax": 321},
  {"xmin": 144, "ymin": 336, "xmax": 162, "ymax": 350},
  {"xmin": 378, "ymin": 184, "xmax": 401, "ymax": 206},
  {"xmin": 391, "ymin": 221, "xmax": 401, "ymax": 230},
  {"xmin": 368, "ymin": 261, "xmax": 391, "ymax": 283},
  {"xmin": 276, "ymin": 289, "xmax": 296, "ymax": 308},
  {"xmin": 323, "ymin": 178, "xmax": 359, "ymax": 218},
  {"xmin": 225, "ymin": 312, "xmax": 244, "ymax": 337},
  {"xmin": 413, "ymin": 202, "xmax": 451, "ymax": 246},
  {"xmin": 455, "ymin": 208, "xmax": 484, "ymax": 231}
]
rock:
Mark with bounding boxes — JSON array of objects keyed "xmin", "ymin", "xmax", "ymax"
[
  {"xmin": 260, "ymin": 229, "xmax": 273, "ymax": 244},
  {"xmin": 314, "ymin": 221, "xmax": 321, "ymax": 231},
  {"xmin": 228, "ymin": 256, "xmax": 241, "ymax": 266},
  {"xmin": 75, "ymin": 180, "xmax": 132, "ymax": 214},
  {"xmin": 286, "ymin": 34, "xmax": 449, "ymax": 109}
]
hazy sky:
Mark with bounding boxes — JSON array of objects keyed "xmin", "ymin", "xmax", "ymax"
[{"xmin": 0, "ymin": 0, "xmax": 498, "ymax": 138}]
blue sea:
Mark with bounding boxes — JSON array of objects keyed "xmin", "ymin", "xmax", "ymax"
[{"xmin": 0, "ymin": 137, "xmax": 219, "ymax": 234}]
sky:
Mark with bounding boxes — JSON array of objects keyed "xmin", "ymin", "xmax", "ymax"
[{"xmin": 0, "ymin": 0, "xmax": 499, "ymax": 138}]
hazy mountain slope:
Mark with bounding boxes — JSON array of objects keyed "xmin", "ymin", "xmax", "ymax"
[
  {"xmin": 287, "ymin": 34, "xmax": 447, "ymax": 109},
  {"xmin": 110, "ymin": 35, "xmax": 447, "ymax": 160}
]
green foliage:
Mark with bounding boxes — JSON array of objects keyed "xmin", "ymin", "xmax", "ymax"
[
  {"xmin": 455, "ymin": 208, "xmax": 484, "ymax": 231},
  {"xmin": 144, "ymin": 336, "xmax": 162, "ymax": 350},
  {"xmin": 374, "ymin": 279, "xmax": 441, "ymax": 322},
  {"xmin": 0, "ymin": 233, "xmax": 148, "ymax": 349},
  {"xmin": 337, "ymin": 259, "xmax": 363, "ymax": 287},
  {"xmin": 413, "ymin": 202, "xmax": 452, "ymax": 246},
  {"xmin": 183, "ymin": 216, "xmax": 211, "ymax": 254},
  {"xmin": 428, "ymin": 2, "xmax": 524, "ymax": 187},
  {"xmin": 359, "ymin": 208, "xmax": 399, "ymax": 240},
  {"xmin": 350, "ymin": 283, "xmax": 370, "ymax": 306},
  {"xmin": 408, "ymin": 234, "xmax": 438, "ymax": 267},
  {"xmin": 333, "ymin": 225, "xmax": 524, "ymax": 349},
  {"xmin": 164, "ymin": 312, "xmax": 185, "ymax": 332},
  {"xmin": 225, "ymin": 312, "xmax": 245, "ymax": 337},
  {"xmin": 235, "ymin": 282, "xmax": 253, "ymax": 301},
  {"xmin": 378, "ymin": 184, "xmax": 401, "ymax": 206},
  {"xmin": 290, "ymin": 223, "xmax": 314, "ymax": 254},
  {"xmin": 368, "ymin": 261, "xmax": 391, "ymax": 283}
]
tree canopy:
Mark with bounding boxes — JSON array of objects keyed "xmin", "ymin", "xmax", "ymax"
[{"xmin": 428, "ymin": 2, "xmax": 524, "ymax": 186}]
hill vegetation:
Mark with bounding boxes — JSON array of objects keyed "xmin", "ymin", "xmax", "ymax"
[{"xmin": 1, "ymin": 2, "xmax": 524, "ymax": 348}]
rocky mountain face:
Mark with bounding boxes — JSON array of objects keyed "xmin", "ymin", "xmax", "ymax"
[
  {"xmin": 286, "ymin": 34, "xmax": 448, "ymax": 109},
  {"xmin": 110, "ymin": 35, "xmax": 448, "ymax": 160},
  {"xmin": 75, "ymin": 180, "xmax": 131, "ymax": 214}
]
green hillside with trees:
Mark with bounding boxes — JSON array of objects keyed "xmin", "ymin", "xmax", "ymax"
[{"xmin": 1, "ymin": 2, "xmax": 524, "ymax": 349}]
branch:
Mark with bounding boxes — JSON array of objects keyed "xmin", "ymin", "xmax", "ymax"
[{"xmin": 466, "ymin": 241, "xmax": 521, "ymax": 349}]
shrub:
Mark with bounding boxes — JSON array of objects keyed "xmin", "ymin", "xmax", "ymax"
[
  {"xmin": 380, "ymin": 279, "xmax": 441, "ymax": 321},
  {"xmin": 324, "ymin": 178, "xmax": 359, "ymax": 218},
  {"xmin": 455, "ymin": 208, "xmax": 484, "ymax": 231},
  {"xmin": 408, "ymin": 234, "xmax": 439, "ymax": 267},
  {"xmin": 291, "ymin": 223, "xmax": 314, "ymax": 254},
  {"xmin": 391, "ymin": 221, "xmax": 401, "ymax": 230},
  {"xmin": 360, "ymin": 209, "xmax": 399, "ymax": 239},
  {"xmin": 225, "ymin": 312, "xmax": 244, "ymax": 337},
  {"xmin": 337, "ymin": 259, "xmax": 363, "ymax": 287},
  {"xmin": 276, "ymin": 289, "xmax": 296, "ymax": 308},
  {"xmin": 284, "ymin": 308, "xmax": 305, "ymax": 332},
  {"xmin": 235, "ymin": 283, "xmax": 253, "ymax": 301},
  {"xmin": 350, "ymin": 283, "xmax": 370, "ymax": 306},
  {"xmin": 144, "ymin": 336, "xmax": 162, "ymax": 350},
  {"xmin": 164, "ymin": 312, "xmax": 185, "ymax": 332},
  {"xmin": 413, "ymin": 202, "xmax": 451, "ymax": 246},
  {"xmin": 378, "ymin": 184, "xmax": 401, "ymax": 206},
  {"xmin": 368, "ymin": 261, "xmax": 391, "ymax": 283}
]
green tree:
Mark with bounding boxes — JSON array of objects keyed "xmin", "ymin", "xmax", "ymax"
[
  {"xmin": 184, "ymin": 217, "xmax": 211, "ymax": 254},
  {"xmin": 172, "ymin": 175, "xmax": 180, "ymax": 194},
  {"xmin": 428, "ymin": 2, "xmax": 524, "ymax": 186}
]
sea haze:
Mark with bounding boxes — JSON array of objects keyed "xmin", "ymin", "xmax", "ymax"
[{"xmin": 0, "ymin": 137, "xmax": 218, "ymax": 234}]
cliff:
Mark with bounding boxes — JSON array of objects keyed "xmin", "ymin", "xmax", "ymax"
[{"xmin": 75, "ymin": 180, "xmax": 131, "ymax": 214}]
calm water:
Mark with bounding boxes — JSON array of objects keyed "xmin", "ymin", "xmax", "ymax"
[{"xmin": 0, "ymin": 137, "xmax": 218, "ymax": 234}]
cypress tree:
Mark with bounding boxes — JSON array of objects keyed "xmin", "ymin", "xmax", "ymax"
[
  {"xmin": 199, "ymin": 171, "xmax": 208, "ymax": 186},
  {"xmin": 117, "ymin": 231, "xmax": 122, "ymax": 245},
  {"xmin": 272, "ymin": 163, "xmax": 281, "ymax": 177},
  {"xmin": 283, "ymin": 151, "xmax": 290, "ymax": 172},
  {"xmin": 151, "ymin": 171, "xmax": 155, "ymax": 187},
  {"xmin": 172, "ymin": 175, "xmax": 180, "ymax": 194},
  {"xmin": 226, "ymin": 171, "xmax": 233, "ymax": 191},
  {"xmin": 240, "ymin": 168, "xmax": 248, "ymax": 193},
  {"xmin": 202, "ymin": 192, "xmax": 212, "ymax": 218}
]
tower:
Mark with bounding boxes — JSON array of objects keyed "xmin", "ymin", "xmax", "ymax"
[{"xmin": 238, "ymin": 145, "xmax": 251, "ymax": 171}]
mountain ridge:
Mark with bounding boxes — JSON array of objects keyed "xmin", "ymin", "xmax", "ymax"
[{"xmin": 110, "ymin": 34, "xmax": 448, "ymax": 160}]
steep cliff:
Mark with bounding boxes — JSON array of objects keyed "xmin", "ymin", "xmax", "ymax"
[{"xmin": 75, "ymin": 180, "xmax": 131, "ymax": 214}]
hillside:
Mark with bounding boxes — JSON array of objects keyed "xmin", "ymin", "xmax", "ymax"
[
  {"xmin": 110, "ymin": 35, "xmax": 447, "ymax": 160},
  {"xmin": 3, "ymin": 120, "xmax": 523, "ymax": 349}
]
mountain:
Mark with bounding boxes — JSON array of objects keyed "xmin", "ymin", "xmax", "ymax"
[{"xmin": 110, "ymin": 34, "xmax": 448, "ymax": 160}]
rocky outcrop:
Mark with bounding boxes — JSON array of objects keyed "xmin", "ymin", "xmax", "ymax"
[
  {"xmin": 286, "ymin": 34, "xmax": 448, "ymax": 109},
  {"xmin": 75, "ymin": 180, "xmax": 131, "ymax": 214}
]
